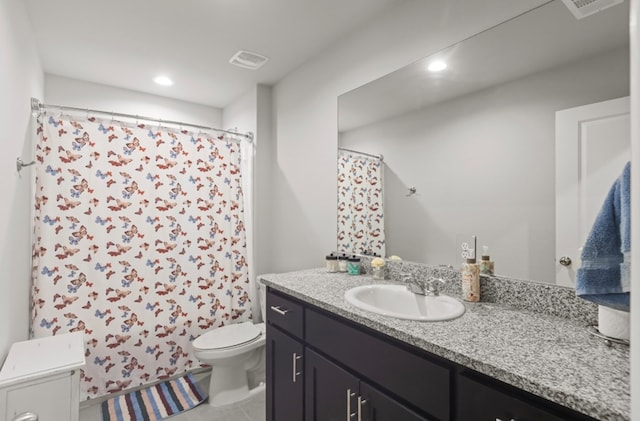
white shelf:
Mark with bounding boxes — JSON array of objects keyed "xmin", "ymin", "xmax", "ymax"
[{"xmin": 0, "ymin": 332, "xmax": 85, "ymax": 387}]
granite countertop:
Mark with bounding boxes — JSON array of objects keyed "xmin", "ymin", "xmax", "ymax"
[{"xmin": 260, "ymin": 268, "xmax": 630, "ymax": 421}]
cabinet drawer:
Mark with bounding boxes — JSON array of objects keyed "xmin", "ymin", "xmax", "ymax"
[
  {"xmin": 457, "ymin": 373, "xmax": 592, "ymax": 421},
  {"xmin": 2, "ymin": 372, "xmax": 76, "ymax": 421},
  {"xmin": 266, "ymin": 289, "xmax": 304, "ymax": 339},
  {"xmin": 306, "ymin": 308, "xmax": 451, "ymax": 420}
]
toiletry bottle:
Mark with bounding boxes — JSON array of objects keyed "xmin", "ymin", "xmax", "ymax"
[
  {"xmin": 325, "ymin": 253, "xmax": 338, "ymax": 273},
  {"xmin": 461, "ymin": 257, "xmax": 480, "ymax": 302},
  {"xmin": 479, "ymin": 245, "xmax": 494, "ymax": 276},
  {"xmin": 347, "ymin": 256, "xmax": 361, "ymax": 275}
]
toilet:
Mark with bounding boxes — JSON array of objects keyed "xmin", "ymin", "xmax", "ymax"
[{"xmin": 191, "ymin": 279, "xmax": 267, "ymax": 407}]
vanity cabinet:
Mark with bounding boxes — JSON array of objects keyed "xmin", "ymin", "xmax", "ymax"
[
  {"xmin": 305, "ymin": 307, "xmax": 450, "ymax": 420},
  {"xmin": 266, "ymin": 287, "xmax": 599, "ymax": 421},
  {"xmin": 266, "ymin": 288, "xmax": 447, "ymax": 421}
]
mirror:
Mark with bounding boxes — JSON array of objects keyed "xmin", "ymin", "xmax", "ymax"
[{"xmin": 337, "ymin": 0, "xmax": 629, "ymax": 283}]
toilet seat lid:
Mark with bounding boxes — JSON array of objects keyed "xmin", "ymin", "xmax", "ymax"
[{"xmin": 193, "ymin": 323, "xmax": 261, "ymax": 350}]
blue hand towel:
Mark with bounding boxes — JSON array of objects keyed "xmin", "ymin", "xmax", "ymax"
[{"xmin": 576, "ymin": 161, "xmax": 630, "ymax": 312}]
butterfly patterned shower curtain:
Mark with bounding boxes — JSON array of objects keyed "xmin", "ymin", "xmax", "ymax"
[
  {"xmin": 31, "ymin": 112, "xmax": 252, "ymax": 399},
  {"xmin": 337, "ymin": 151, "xmax": 385, "ymax": 257}
]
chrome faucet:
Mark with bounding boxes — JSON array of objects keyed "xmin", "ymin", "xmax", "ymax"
[
  {"xmin": 401, "ymin": 273, "xmax": 424, "ymax": 294},
  {"xmin": 401, "ymin": 273, "xmax": 446, "ymax": 296}
]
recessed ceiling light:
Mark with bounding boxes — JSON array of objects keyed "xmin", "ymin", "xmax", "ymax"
[
  {"xmin": 153, "ymin": 75, "xmax": 174, "ymax": 86},
  {"xmin": 427, "ymin": 61, "xmax": 447, "ymax": 72}
]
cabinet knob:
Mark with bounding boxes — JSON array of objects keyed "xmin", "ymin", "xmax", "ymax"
[
  {"xmin": 559, "ymin": 256, "xmax": 572, "ymax": 266},
  {"xmin": 13, "ymin": 413, "xmax": 38, "ymax": 421}
]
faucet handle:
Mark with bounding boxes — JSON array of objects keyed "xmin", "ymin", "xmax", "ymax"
[
  {"xmin": 426, "ymin": 277, "xmax": 446, "ymax": 295},
  {"xmin": 399, "ymin": 272, "xmax": 413, "ymax": 283},
  {"xmin": 401, "ymin": 272, "xmax": 425, "ymax": 294}
]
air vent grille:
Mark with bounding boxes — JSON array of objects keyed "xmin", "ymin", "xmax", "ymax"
[
  {"xmin": 229, "ymin": 50, "xmax": 269, "ymax": 70},
  {"xmin": 561, "ymin": 0, "xmax": 624, "ymax": 19}
]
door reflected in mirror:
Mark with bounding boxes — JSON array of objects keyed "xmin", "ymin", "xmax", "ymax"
[{"xmin": 337, "ymin": 0, "xmax": 630, "ymax": 284}]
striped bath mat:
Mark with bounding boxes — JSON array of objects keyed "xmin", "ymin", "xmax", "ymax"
[{"xmin": 101, "ymin": 373, "xmax": 207, "ymax": 421}]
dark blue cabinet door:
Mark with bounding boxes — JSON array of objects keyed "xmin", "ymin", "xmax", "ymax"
[
  {"xmin": 457, "ymin": 373, "xmax": 595, "ymax": 421},
  {"xmin": 266, "ymin": 324, "xmax": 303, "ymax": 421},
  {"xmin": 360, "ymin": 382, "xmax": 431, "ymax": 421},
  {"xmin": 305, "ymin": 348, "xmax": 359, "ymax": 421},
  {"xmin": 306, "ymin": 348, "xmax": 431, "ymax": 421}
]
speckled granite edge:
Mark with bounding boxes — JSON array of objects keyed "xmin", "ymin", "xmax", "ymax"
[
  {"xmin": 358, "ymin": 257, "xmax": 598, "ymax": 324},
  {"xmin": 259, "ymin": 268, "xmax": 629, "ymax": 421}
]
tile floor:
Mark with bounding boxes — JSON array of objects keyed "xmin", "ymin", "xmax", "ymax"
[{"xmin": 79, "ymin": 376, "xmax": 266, "ymax": 421}]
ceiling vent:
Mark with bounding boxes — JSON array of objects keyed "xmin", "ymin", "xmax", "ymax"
[
  {"xmin": 561, "ymin": 0, "xmax": 624, "ymax": 19},
  {"xmin": 229, "ymin": 50, "xmax": 269, "ymax": 70}
]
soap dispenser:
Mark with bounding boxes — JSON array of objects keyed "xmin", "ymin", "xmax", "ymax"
[{"xmin": 479, "ymin": 245, "xmax": 494, "ymax": 276}]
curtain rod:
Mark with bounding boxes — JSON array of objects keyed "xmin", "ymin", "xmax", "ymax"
[
  {"xmin": 338, "ymin": 147, "xmax": 383, "ymax": 161},
  {"xmin": 30, "ymin": 97, "xmax": 254, "ymax": 142}
]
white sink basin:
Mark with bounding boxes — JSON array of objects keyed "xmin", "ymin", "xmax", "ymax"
[{"xmin": 344, "ymin": 284, "xmax": 465, "ymax": 321}]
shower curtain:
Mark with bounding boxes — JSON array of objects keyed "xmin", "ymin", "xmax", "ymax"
[
  {"xmin": 337, "ymin": 151, "xmax": 385, "ymax": 257},
  {"xmin": 31, "ymin": 112, "xmax": 252, "ymax": 399}
]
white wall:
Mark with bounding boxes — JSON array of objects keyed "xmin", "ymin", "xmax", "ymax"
[
  {"xmin": 223, "ymin": 84, "xmax": 273, "ymax": 321},
  {"xmin": 0, "ymin": 0, "xmax": 43, "ymax": 357},
  {"xmin": 44, "ymin": 74, "xmax": 222, "ymax": 128},
  {"xmin": 269, "ymin": 0, "xmax": 548, "ymax": 273},
  {"xmin": 340, "ymin": 48, "xmax": 629, "ymax": 283}
]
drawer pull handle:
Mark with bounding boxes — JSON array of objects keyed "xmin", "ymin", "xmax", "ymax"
[
  {"xmin": 357, "ymin": 396, "xmax": 367, "ymax": 421},
  {"xmin": 13, "ymin": 413, "xmax": 38, "ymax": 421},
  {"xmin": 292, "ymin": 353, "xmax": 302, "ymax": 382},
  {"xmin": 270, "ymin": 305, "xmax": 289, "ymax": 316},
  {"xmin": 346, "ymin": 389, "xmax": 356, "ymax": 420}
]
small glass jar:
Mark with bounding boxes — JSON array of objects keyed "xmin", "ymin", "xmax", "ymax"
[
  {"xmin": 372, "ymin": 266, "xmax": 385, "ymax": 280},
  {"xmin": 347, "ymin": 256, "xmax": 361, "ymax": 275},
  {"xmin": 338, "ymin": 253, "xmax": 348, "ymax": 272},
  {"xmin": 325, "ymin": 254, "xmax": 338, "ymax": 273}
]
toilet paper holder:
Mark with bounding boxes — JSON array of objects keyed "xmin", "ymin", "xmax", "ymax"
[{"xmin": 587, "ymin": 325, "xmax": 630, "ymax": 347}]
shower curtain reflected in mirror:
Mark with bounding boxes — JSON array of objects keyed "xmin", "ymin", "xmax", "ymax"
[
  {"xmin": 337, "ymin": 150, "xmax": 385, "ymax": 257},
  {"xmin": 31, "ymin": 113, "xmax": 252, "ymax": 399}
]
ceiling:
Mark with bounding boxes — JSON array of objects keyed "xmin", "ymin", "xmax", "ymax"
[{"xmin": 23, "ymin": 0, "xmax": 405, "ymax": 109}]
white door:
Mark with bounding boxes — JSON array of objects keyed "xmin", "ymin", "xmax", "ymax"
[{"xmin": 555, "ymin": 96, "xmax": 630, "ymax": 287}]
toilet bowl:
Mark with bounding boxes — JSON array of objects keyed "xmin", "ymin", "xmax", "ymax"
[
  {"xmin": 192, "ymin": 322, "xmax": 266, "ymax": 406},
  {"xmin": 191, "ymin": 279, "xmax": 268, "ymax": 407}
]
